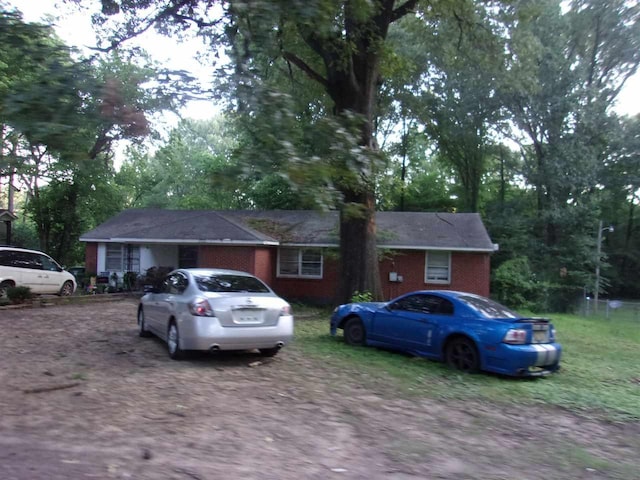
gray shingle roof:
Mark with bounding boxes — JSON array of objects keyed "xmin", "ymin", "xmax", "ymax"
[{"xmin": 80, "ymin": 209, "xmax": 496, "ymax": 252}]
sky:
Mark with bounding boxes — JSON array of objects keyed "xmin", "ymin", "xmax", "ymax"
[
  {"xmin": 7, "ymin": 0, "xmax": 220, "ymax": 122},
  {"xmin": 6, "ymin": 0, "xmax": 640, "ymax": 119}
]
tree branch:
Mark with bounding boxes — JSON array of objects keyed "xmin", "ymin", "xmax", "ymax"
[
  {"xmin": 392, "ymin": 0, "xmax": 419, "ymax": 22},
  {"xmin": 282, "ymin": 51, "xmax": 328, "ymax": 87}
]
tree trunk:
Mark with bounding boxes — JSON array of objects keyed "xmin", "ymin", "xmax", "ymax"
[{"xmin": 338, "ymin": 189, "xmax": 382, "ymax": 304}]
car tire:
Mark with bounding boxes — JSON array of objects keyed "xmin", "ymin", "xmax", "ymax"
[
  {"xmin": 343, "ymin": 317, "xmax": 366, "ymax": 346},
  {"xmin": 259, "ymin": 347, "xmax": 280, "ymax": 357},
  {"xmin": 445, "ymin": 337, "xmax": 480, "ymax": 373},
  {"xmin": 0, "ymin": 280, "xmax": 13, "ymax": 299},
  {"xmin": 138, "ymin": 308, "xmax": 152, "ymax": 338},
  {"xmin": 167, "ymin": 321, "xmax": 184, "ymax": 360},
  {"xmin": 59, "ymin": 280, "xmax": 74, "ymax": 296}
]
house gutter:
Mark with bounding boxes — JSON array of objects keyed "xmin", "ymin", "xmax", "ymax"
[{"xmin": 79, "ymin": 237, "xmax": 280, "ymax": 246}]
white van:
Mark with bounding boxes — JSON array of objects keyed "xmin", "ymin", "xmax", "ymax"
[{"xmin": 0, "ymin": 247, "xmax": 76, "ymax": 297}]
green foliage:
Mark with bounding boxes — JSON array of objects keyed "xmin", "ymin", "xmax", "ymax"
[
  {"xmin": 143, "ymin": 266, "xmax": 173, "ymax": 290},
  {"xmin": 7, "ymin": 286, "xmax": 33, "ymax": 304},
  {"xmin": 293, "ymin": 306, "xmax": 640, "ymax": 421},
  {"xmin": 350, "ymin": 291, "xmax": 373, "ymax": 303},
  {"xmin": 492, "ymin": 257, "xmax": 537, "ymax": 310},
  {"xmin": 9, "ymin": 220, "xmax": 39, "ymax": 250}
]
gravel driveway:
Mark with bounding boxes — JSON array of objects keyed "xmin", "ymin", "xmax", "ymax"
[{"xmin": 1, "ymin": 299, "xmax": 638, "ymax": 479}]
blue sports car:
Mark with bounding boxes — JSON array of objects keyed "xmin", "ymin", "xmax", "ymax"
[{"xmin": 330, "ymin": 290, "xmax": 561, "ymax": 377}]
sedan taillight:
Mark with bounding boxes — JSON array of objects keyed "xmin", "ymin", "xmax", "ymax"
[
  {"xmin": 189, "ymin": 298, "xmax": 214, "ymax": 317},
  {"xmin": 280, "ymin": 304, "xmax": 292, "ymax": 316},
  {"xmin": 503, "ymin": 328, "xmax": 527, "ymax": 344}
]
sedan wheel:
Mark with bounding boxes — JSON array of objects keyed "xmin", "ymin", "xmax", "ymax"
[
  {"xmin": 167, "ymin": 322, "xmax": 184, "ymax": 360},
  {"xmin": 0, "ymin": 281, "xmax": 12, "ymax": 299},
  {"xmin": 59, "ymin": 281, "xmax": 74, "ymax": 296},
  {"xmin": 445, "ymin": 338, "xmax": 480, "ymax": 373},
  {"xmin": 138, "ymin": 308, "xmax": 152, "ymax": 338},
  {"xmin": 343, "ymin": 317, "xmax": 366, "ymax": 346}
]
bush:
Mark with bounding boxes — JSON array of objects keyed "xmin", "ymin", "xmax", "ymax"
[
  {"xmin": 351, "ymin": 290, "xmax": 373, "ymax": 303},
  {"xmin": 7, "ymin": 286, "xmax": 33, "ymax": 304},
  {"xmin": 491, "ymin": 257, "xmax": 537, "ymax": 310},
  {"xmin": 123, "ymin": 271, "xmax": 139, "ymax": 291},
  {"xmin": 143, "ymin": 266, "xmax": 174, "ymax": 290}
]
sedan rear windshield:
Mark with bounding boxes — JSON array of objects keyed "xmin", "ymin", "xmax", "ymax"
[
  {"xmin": 458, "ymin": 295, "xmax": 520, "ymax": 319},
  {"xmin": 194, "ymin": 274, "xmax": 271, "ymax": 293}
]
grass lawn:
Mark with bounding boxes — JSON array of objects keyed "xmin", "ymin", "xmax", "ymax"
[{"xmin": 292, "ymin": 307, "xmax": 640, "ymax": 421}]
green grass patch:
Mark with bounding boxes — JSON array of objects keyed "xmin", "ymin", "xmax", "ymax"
[{"xmin": 292, "ymin": 307, "xmax": 640, "ymax": 421}]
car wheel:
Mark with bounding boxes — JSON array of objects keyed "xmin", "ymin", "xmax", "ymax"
[
  {"xmin": 0, "ymin": 281, "xmax": 13, "ymax": 299},
  {"xmin": 445, "ymin": 337, "xmax": 480, "ymax": 373},
  {"xmin": 259, "ymin": 347, "xmax": 280, "ymax": 357},
  {"xmin": 59, "ymin": 280, "xmax": 74, "ymax": 296},
  {"xmin": 138, "ymin": 308, "xmax": 152, "ymax": 338},
  {"xmin": 343, "ymin": 317, "xmax": 366, "ymax": 346},
  {"xmin": 167, "ymin": 321, "xmax": 184, "ymax": 360}
]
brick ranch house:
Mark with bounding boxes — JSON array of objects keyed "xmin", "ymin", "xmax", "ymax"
[{"xmin": 80, "ymin": 209, "xmax": 498, "ymax": 304}]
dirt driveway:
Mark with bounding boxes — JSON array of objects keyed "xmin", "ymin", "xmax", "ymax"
[{"xmin": 1, "ymin": 299, "xmax": 638, "ymax": 480}]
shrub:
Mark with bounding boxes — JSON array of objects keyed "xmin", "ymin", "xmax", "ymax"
[
  {"xmin": 351, "ymin": 290, "xmax": 373, "ymax": 303},
  {"xmin": 143, "ymin": 266, "xmax": 174, "ymax": 290},
  {"xmin": 7, "ymin": 286, "xmax": 33, "ymax": 304},
  {"xmin": 492, "ymin": 257, "xmax": 537, "ymax": 310},
  {"xmin": 123, "ymin": 271, "xmax": 139, "ymax": 291}
]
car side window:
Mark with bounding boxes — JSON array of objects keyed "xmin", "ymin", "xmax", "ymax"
[
  {"xmin": 39, "ymin": 255, "xmax": 60, "ymax": 272},
  {"xmin": 11, "ymin": 252, "xmax": 43, "ymax": 270},
  {"xmin": 391, "ymin": 294, "xmax": 454, "ymax": 315},
  {"xmin": 0, "ymin": 251, "xmax": 12, "ymax": 266}
]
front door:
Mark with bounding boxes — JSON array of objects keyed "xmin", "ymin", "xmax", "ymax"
[{"xmin": 371, "ymin": 293, "xmax": 454, "ymax": 355}]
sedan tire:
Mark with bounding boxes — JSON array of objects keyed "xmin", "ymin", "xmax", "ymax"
[
  {"xmin": 167, "ymin": 321, "xmax": 184, "ymax": 360},
  {"xmin": 343, "ymin": 317, "xmax": 366, "ymax": 346},
  {"xmin": 137, "ymin": 308, "xmax": 152, "ymax": 338},
  {"xmin": 445, "ymin": 337, "xmax": 480, "ymax": 373}
]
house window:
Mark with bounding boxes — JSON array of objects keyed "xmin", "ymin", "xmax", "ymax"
[
  {"xmin": 425, "ymin": 251, "xmax": 451, "ymax": 284},
  {"xmin": 105, "ymin": 244, "xmax": 140, "ymax": 272},
  {"xmin": 277, "ymin": 248, "xmax": 323, "ymax": 278}
]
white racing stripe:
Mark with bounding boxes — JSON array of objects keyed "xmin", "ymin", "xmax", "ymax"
[{"xmin": 531, "ymin": 344, "xmax": 558, "ymax": 365}]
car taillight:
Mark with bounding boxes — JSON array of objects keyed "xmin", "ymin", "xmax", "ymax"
[
  {"xmin": 280, "ymin": 304, "xmax": 291, "ymax": 316},
  {"xmin": 189, "ymin": 298, "xmax": 214, "ymax": 317},
  {"xmin": 503, "ymin": 328, "xmax": 527, "ymax": 344}
]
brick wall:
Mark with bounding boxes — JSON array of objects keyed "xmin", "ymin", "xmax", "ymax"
[
  {"xmin": 380, "ymin": 251, "xmax": 490, "ymax": 298},
  {"xmin": 272, "ymin": 257, "xmax": 340, "ymax": 304},
  {"xmin": 85, "ymin": 242, "xmax": 490, "ymax": 304},
  {"xmin": 198, "ymin": 245, "xmax": 256, "ymax": 273},
  {"xmin": 271, "ymin": 249, "xmax": 490, "ymax": 304}
]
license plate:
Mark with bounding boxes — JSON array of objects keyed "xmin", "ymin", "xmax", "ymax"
[
  {"xmin": 533, "ymin": 328, "xmax": 549, "ymax": 343},
  {"xmin": 233, "ymin": 309, "xmax": 264, "ymax": 324}
]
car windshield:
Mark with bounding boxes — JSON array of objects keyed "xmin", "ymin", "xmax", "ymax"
[
  {"xmin": 458, "ymin": 295, "xmax": 520, "ymax": 319},
  {"xmin": 194, "ymin": 274, "xmax": 271, "ymax": 293}
]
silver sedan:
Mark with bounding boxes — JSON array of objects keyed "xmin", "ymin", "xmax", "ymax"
[{"xmin": 137, "ymin": 268, "xmax": 294, "ymax": 360}]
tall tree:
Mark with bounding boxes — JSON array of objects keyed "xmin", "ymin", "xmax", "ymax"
[
  {"xmin": 1, "ymin": 7, "xmax": 185, "ymax": 263},
  {"xmin": 93, "ymin": 0, "xmax": 498, "ymax": 303}
]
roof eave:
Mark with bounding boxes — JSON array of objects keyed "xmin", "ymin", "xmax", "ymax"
[{"xmin": 79, "ymin": 237, "xmax": 279, "ymax": 246}]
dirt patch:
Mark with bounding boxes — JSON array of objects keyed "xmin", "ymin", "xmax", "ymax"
[{"xmin": 1, "ymin": 300, "xmax": 638, "ymax": 479}]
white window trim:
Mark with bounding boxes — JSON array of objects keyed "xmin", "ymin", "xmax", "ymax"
[
  {"xmin": 425, "ymin": 251, "xmax": 451, "ymax": 284},
  {"xmin": 104, "ymin": 244, "xmax": 141, "ymax": 273},
  {"xmin": 277, "ymin": 248, "xmax": 323, "ymax": 279}
]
